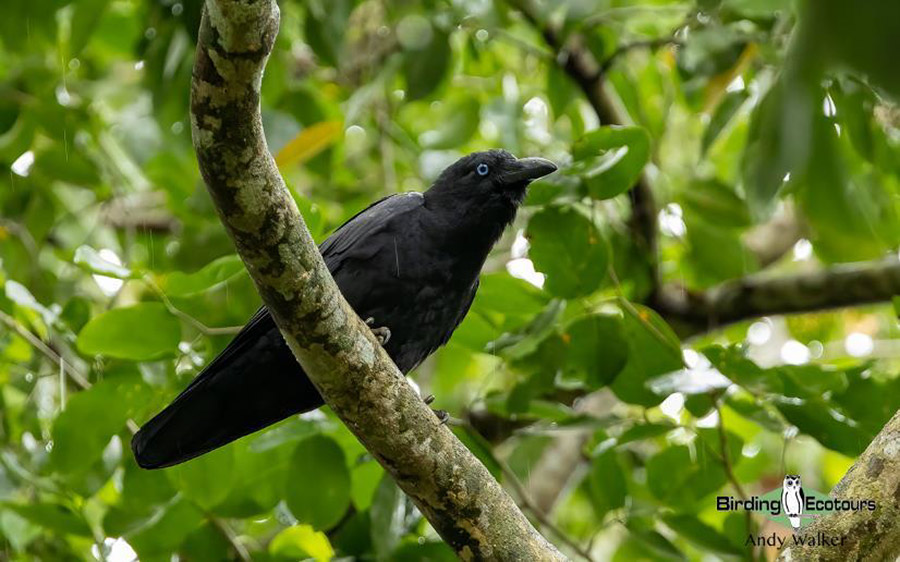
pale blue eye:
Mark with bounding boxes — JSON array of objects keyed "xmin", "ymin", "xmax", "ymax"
[{"xmin": 476, "ymin": 163, "xmax": 489, "ymax": 176}]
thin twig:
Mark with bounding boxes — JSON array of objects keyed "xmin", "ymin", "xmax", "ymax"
[
  {"xmin": 211, "ymin": 516, "xmax": 252, "ymax": 562},
  {"xmin": 0, "ymin": 310, "xmax": 90, "ymax": 389},
  {"xmin": 713, "ymin": 402, "xmax": 754, "ymax": 538},
  {"xmin": 497, "ymin": 455, "xmax": 596, "ymax": 562},
  {"xmin": 142, "ymin": 276, "xmax": 243, "ymax": 336}
]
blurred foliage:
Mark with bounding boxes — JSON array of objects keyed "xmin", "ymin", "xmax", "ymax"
[{"xmin": 1, "ymin": 0, "xmax": 900, "ymax": 560}]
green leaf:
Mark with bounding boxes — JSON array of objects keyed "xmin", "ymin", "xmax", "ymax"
[
  {"xmin": 76, "ymin": 303, "xmax": 181, "ymax": 360},
  {"xmin": 680, "ymin": 179, "xmax": 751, "ymax": 229},
  {"xmin": 69, "ymin": 0, "xmax": 112, "ymax": 56},
  {"xmin": 571, "ymin": 126, "xmax": 651, "ymax": 200},
  {"xmin": 161, "ymin": 255, "xmax": 246, "ymax": 297},
  {"xmin": 166, "ymin": 446, "xmax": 236, "ymax": 511},
  {"xmin": 645, "ymin": 444, "xmax": 727, "ymax": 508},
  {"xmin": 702, "ymin": 89, "xmax": 748, "ymax": 153},
  {"xmin": 393, "ymin": 541, "xmax": 457, "ymax": 561},
  {"xmin": 526, "ymin": 206, "xmax": 608, "ymax": 299},
  {"xmin": 73, "ymin": 245, "xmax": 133, "ymax": 279},
  {"xmin": 1, "ymin": 502, "xmax": 91, "ymax": 537},
  {"xmin": 564, "ymin": 314, "xmax": 628, "ymax": 388},
  {"xmin": 269, "ymin": 525, "xmax": 335, "ymax": 562},
  {"xmin": 285, "ymin": 435, "xmax": 351, "ymax": 530},
  {"xmin": 662, "ymin": 513, "xmax": 743, "ymax": 556},
  {"xmin": 420, "ymin": 98, "xmax": 480, "ymax": 149},
  {"xmin": 370, "ymin": 474, "xmax": 406, "ymax": 560},
  {"xmin": 547, "ymin": 64, "xmax": 579, "ymax": 119},
  {"xmin": 776, "ymin": 397, "xmax": 870, "ymax": 457},
  {"xmin": 303, "ymin": 0, "xmax": 353, "ymax": 67},
  {"xmin": 403, "ymin": 26, "xmax": 451, "ymax": 101},
  {"xmin": 351, "ymin": 460, "xmax": 384, "ymax": 511},
  {"xmin": 126, "ymin": 496, "xmax": 205, "ymax": 558},
  {"xmin": 611, "ymin": 303, "xmax": 684, "ymax": 406},
  {"xmin": 587, "ymin": 450, "xmax": 626, "ymax": 520},
  {"xmin": 703, "ymin": 345, "xmax": 784, "ymax": 394},
  {"xmin": 51, "ymin": 373, "xmax": 149, "ymax": 473}
]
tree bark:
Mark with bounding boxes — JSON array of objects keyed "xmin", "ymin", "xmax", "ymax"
[
  {"xmin": 189, "ymin": 1, "xmax": 564, "ymax": 559},
  {"xmin": 777, "ymin": 410, "xmax": 900, "ymax": 561}
]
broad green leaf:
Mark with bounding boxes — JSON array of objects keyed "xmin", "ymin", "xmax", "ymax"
[
  {"xmin": 526, "ymin": 206, "xmax": 608, "ymax": 299},
  {"xmin": 832, "ymin": 368, "xmax": 900, "ymax": 435},
  {"xmin": 269, "ymin": 525, "xmax": 335, "ymax": 562},
  {"xmin": 285, "ymin": 435, "xmax": 351, "ymax": 530},
  {"xmin": 51, "ymin": 373, "xmax": 149, "ymax": 473},
  {"xmin": 126, "ymin": 496, "xmax": 205, "ymax": 558},
  {"xmin": 701, "ymin": 88, "xmax": 749, "ymax": 154},
  {"xmin": 77, "ymin": 303, "xmax": 180, "ymax": 360},
  {"xmin": 167, "ymin": 446, "xmax": 236, "ymax": 511},
  {"xmin": 370, "ymin": 474, "xmax": 406, "ymax": 560},
  {"xmin": 611, "ymin": 303, "xmax": 684, "ymax": 406},
  {"xmin": 161, "ymin": 254, "xmax": 246, "ymax": 297},
  {"xmin": 1, "ymin": 502, "xmax": 91, "ymax": 537},
  {"xmin": 69, "ymin": 0, "xmax": 112, "ymax": 56},
  {"xmin": 564, "ymin": 314, "xmax": 628, "ymax": 388},
  {"xmin": 703, "ymin": 345, "xmax": 784, "ymax": 394},
  {"xmin": 303, "ymin": 0, "xmax": 352, "ymax": 67},
  {"xmin": 776, "ymin": 397, "xmax": 870, "ymax": 456},
  {"xmin": 663, "ymin": 514, "xmax": 743, "ymax": 556},
  {"xmin": 680, "ymin": 179, "xmax": 751, "ymax": 229},
  {"xmin": 420, "ymin": 98, "xmax": 480, "ymax": 149},
  {"xmin": 571, "ymin": 126, "xmax": 650, "ymax": 200},
  {"xmin": 587, "ymin": 450, "xmax": 626, "ymax": 520},
  {"xmin": 547, "ymin": 64, "xmax": 579, "ymax": 120},
  {"xmin": 402, "ymin": 25, "xmax": 451, "ymax": 100},
  {"xmin": 351, "ymin": 460, "xmax": 384, "ymax": 511},
  {"xmin": 645, "ymin": 445, "xmax": 727, "ymax": 508},
  {"xmin": 393, "ymin": 541, "xmax": 457, "ymax": 561},
  {"xmin": 275, "ymin": 121, "xmax": 343, "ymax": 170}
]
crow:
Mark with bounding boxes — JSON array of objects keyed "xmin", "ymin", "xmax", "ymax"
[{"xmin": 132, "ymin": 150, "xmax": 556, "ymax": 469}]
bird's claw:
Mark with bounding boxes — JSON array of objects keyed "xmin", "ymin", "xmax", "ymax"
[
  {"xmin": 364, "ymin": 317, "xmax": 391, "ymax": 346},
  {"xmin": 422, "ymin": 394, "xmax": 448, "ymax": 424}
]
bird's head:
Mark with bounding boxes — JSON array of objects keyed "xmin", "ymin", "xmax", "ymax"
[{"xmin": 425, "ymin": 149, "xmax": 557, "ymax": 213}]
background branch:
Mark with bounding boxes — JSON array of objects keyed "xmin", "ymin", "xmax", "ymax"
[
  {"xmin": 189, "ymin": 1, "xmax": 563, "ymax": 559},
  {"xmin": 654, "ymin": 258, "xmax": 900, "ymax": 337}
]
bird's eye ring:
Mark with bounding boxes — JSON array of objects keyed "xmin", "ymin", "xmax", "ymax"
[{"xmin": 476, "ymin": 163, "xmax": 490, "ymax": 176}]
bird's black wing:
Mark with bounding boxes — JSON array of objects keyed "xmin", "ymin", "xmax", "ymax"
[
  {"xmin": 132, "ymin": 193, "xmax": 424, "ymax": 469},
  {"xmin": 320, "ymin": 192, "xmax": 424, "ymax": 271}
]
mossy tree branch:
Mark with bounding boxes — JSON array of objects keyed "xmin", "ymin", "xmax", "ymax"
[{"xmin": 189, "ymin": 1, "xmax": 564, "ymax": 559}]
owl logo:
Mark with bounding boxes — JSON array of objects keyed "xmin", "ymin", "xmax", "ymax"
[{"xmin": 781, "ymin": 475, "xmax": 805, "ymax": 532}]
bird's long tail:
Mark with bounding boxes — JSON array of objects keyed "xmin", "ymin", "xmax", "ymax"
[
  {"xmin": 789, "ymin": 516, "xmax": 801, "ymax": 531},
  {"xmin": 131, "ymin": 313, "xmax": 324, "ymax": 469}
]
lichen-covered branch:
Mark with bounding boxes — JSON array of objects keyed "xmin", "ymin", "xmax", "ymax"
[
  {"xmin": 777, "ymin": 410, "xmax": 900, "ymax": 561},
  {"xmin": 654, "ymin": 259, "xmax": 900, "ymax": 337},
  {"xmin": 189, "ymin": 1, "xmax": 564, "ymax": 559}
]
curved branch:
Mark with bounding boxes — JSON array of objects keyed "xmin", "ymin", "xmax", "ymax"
[
  {"xmin": 654, "ymin": 259, "xmax": 900, "ymax": 337},
  {"xmin": 777, "ymin": 410, "xmax": 900, "ymax": 561},
  {"xmin": 188, "ymin": 1, "xmax": 563, "ymax": 559}
]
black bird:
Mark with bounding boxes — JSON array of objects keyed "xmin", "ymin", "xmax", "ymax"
[{"xmin": 132, "ymin": 150, "xmax": 556, "ymax": 469}]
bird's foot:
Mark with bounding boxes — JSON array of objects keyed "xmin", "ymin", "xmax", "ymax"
[
  {"xmin": 365, "ymin": 317, "xmax": 391, "ymax": 346},
  {"xmin": 423, "ymin": 394, "xmax": 449, "ymax": 425}
]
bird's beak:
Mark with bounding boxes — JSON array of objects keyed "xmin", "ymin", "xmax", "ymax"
[{"xmin": 500, "ymin": 157, "xmax": 558, "ymax": 185}]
